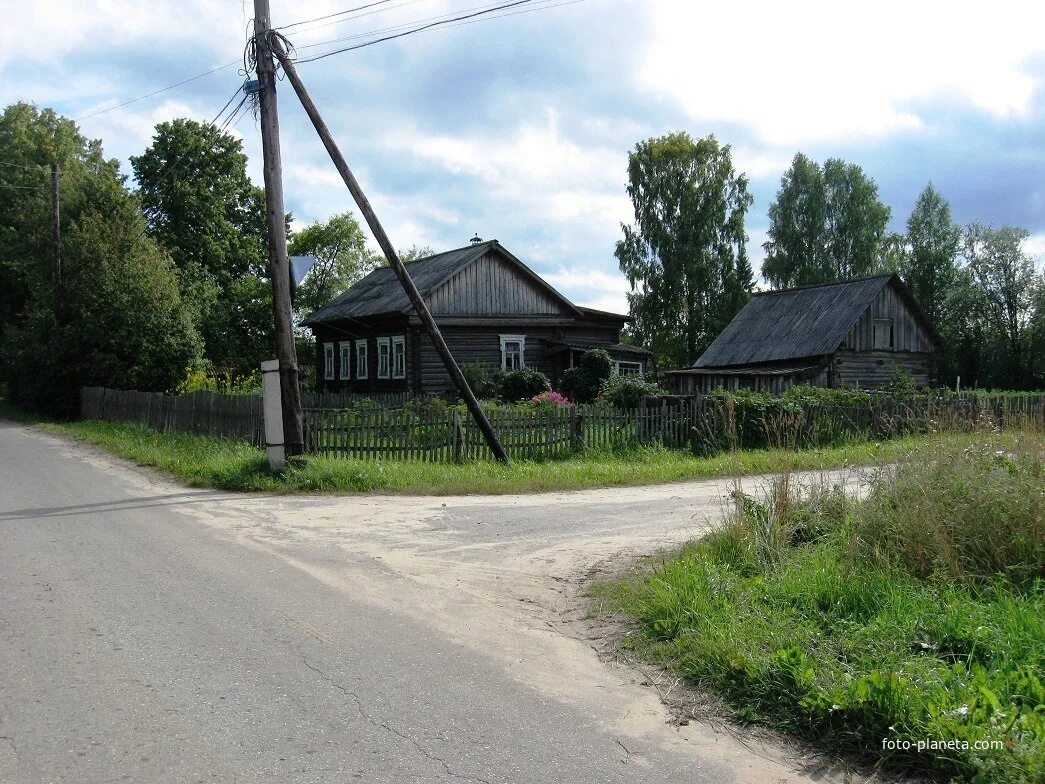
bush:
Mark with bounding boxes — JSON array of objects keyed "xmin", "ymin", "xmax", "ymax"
[
  {"xmin": 530, "ymin": 391, "xmax": 572, "ymax": 409},
  {"xmin": 460, "ymin": 361, "xmax": 500, "ymax": 400},
  {"xmin": 600, "ymin": 374, "xmax": 666, "ymax": 408},
  {"xmin": 559, "ymin": 348, "xmax": 613, "ymax": 403},
  {"xmin": 498, "ymin": 368, "xmax": 551, "ymax": 402}
]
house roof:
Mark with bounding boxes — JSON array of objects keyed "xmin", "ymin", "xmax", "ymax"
[
  {"xmin": 303, "ymin": 240, "xmax": 590, "ymax": 325},
  {"xmin": 694, "ymin": 274, "xmax": 921, "ymax": 368}
]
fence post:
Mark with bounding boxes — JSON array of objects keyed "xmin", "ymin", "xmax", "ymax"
[
  {"xmin": 261, "ymin": 360, "xmax": 285, "ymax": 472},
  {"xmin": 571, "ymin": 408, "xmax": 583, "ymax": 451},
  {"xmin": 452, "ymin": 410, "xmax": 463, "ymax": 462}
]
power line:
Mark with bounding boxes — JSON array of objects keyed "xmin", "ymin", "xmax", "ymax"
[
  {"xmin": 278, "ymin": 0, "xmax": 398, "ymax": 30},
  {"xmin": 291, "ymin": 0, "xmax": 539, "ymax": 63},
  {"xmin": 278, "ymin": 0, "xmax": 426, "ymax": 37},
  {"xmin": 291, "ymin": 0, "xmax": 540, "ymax": 51},
  {"xmin": 73, "ymin": 61, "xmax": 240, "ymax": 122}
]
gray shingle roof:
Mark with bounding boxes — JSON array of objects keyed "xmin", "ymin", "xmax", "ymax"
[
  {"xmin": 694, "ymin": 275, "xmax": 896, "ymax": 368},
  {"xmin": 303, "ymin": 242, "xmax": 496, "ymax": 324}
]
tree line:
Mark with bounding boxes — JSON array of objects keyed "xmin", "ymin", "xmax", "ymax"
[
  {"xmin": 617, "ymin": 133, "xmax": 1044, "ymax": 390},
  {"xmin": 2, "ymin": 105, "xmax": 1041, "ymax": 417},
  {"xmin": 0, "ymin": 102, "xmax": 377, "ymax": 415}
]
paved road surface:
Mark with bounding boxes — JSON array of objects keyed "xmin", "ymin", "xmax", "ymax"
[{"xmin": 0, "ymin": 420, "xmax": 860, "ymax": 783}]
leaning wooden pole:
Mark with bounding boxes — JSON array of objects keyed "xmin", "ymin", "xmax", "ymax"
[{"xmin": 270, "ymin": 40, "xmax": 509, "ymax": 464}]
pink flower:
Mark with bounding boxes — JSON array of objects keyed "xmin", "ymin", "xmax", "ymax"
[{"xmin": 530, "ymin": 391, "xmax": 572, "ymax": 407}]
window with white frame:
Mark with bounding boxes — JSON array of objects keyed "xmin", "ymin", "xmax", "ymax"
[
  {"xmin": 613, "ymin": 360, "xmax": 643, "ymax": 375},
  {"xmin": 391, "ymin": 335, "xmax": 406, "ymax": 379},
  {"xmin": 339, "ymin": 342, "xmax": 351, "ymax": 380},
  {"xmin": 355, "ymin": 339, "xmax": 369, "ymax": 379},
  {"xmin": 377, "ymin": 337, "xmax": 391, "ymax": 379},
  {"xmin": 499, "ymin": 334, "xmax": 525, "ymax": 371},
  {"xmin": 323, "ymin": 343, "xmax": 335, "ymax": 380}
]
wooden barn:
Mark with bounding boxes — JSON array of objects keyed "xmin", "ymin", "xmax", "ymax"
[
  {"xmin": 667, "ymin": 274, "xmax": 940, "ymax": 394},
  {"xmin": 303, "ymin": 239, "xmax": 650, "ymax": 395}
]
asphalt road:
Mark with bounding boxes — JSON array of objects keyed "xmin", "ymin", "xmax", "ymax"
[{"xmin": 0, "ymin": 420, "xmax": 853, "ymax": 783}]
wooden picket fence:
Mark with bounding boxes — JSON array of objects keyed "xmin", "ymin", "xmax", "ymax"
[
  {"xmin": 81, "ymin": 387, "xmax": 265, "ymax": 446},
  {"xmin": 82, "ymin": 386, "xmax": 1045, "ymax": 463}
]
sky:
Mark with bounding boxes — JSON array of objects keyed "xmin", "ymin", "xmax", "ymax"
[{"xmin": 2, "ymin": 0, "xmax": 1043, "ymax": 313}]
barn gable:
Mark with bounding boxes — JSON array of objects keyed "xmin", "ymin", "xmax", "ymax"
[
  {"xmin": 425, "ymin": 245, "xmax": 578, "ymax": 318},
  {"xmin": 693, "ymin": 275, "xmax": 937, "ymax": 369},
  {"xmin": 302, "ymin": 240, "xmax": 580, "ymax": 324}
]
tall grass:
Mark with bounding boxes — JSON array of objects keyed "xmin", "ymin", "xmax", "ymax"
[{"xmin": 600, "ymin": 435, "xmax": 1045, "ymax": 783}]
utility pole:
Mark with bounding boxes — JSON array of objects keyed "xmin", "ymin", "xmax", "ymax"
[
  {"xmin": 253, "ymin": 0, "xmax": 304, "ymax": 456},
  {"xmin": 270, "ymin": 40, "xmax": 509, "ymax": 463},
  {"xmin": 50, "ymin": 161, "xmax": 61, "ymax": 320}
]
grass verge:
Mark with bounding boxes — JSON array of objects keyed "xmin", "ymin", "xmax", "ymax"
[
  {"xmin": 595, "ymin": 434, "xmax": 1044, "ymax": 783},
  {"xmin": 0, "ymin": 403, "xmax": 1032, "ymax": 495}
]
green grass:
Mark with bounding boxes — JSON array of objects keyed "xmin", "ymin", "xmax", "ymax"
[
  {"xmin": 596, "ymin": 435, "xmax": 1044, "ymax": 783},
  {"xmin": 6, "ymin": 408, "xmax": 1034, "ymax": 495}
]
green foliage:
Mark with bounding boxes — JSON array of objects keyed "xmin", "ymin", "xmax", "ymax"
[
  {"xmin": 559, "ymin": 349, "xmax": 614, "ymax": 403},
  {"xmin": 460, "ymin": 361, "xmax": 501, "ymax": 400},
  {"xmin": 901, "ymin": 183, "xmax": 960, "ymax": 328},
  {"xmin": 175, "ymin": 368, "xmax": 261, "ymax": 395},
  {"xmin": 497, "ymin": 367, "xmax": 551, "ymax": 402},
  {"xmin": 0, "ymin": 103, "xmax": 202, "ymax": 416},
  {"xmin": 131, "ymin": 118, "xmax": 271, "ymax": 374},
  {"xmin": 616, "ymin": 132, "xmax": 753, "ymax": 368},
  {"xmin": 288, "ymin": 212, "xmax": 378, "ymax": 318},
  {"xmin": 603, "ymin": 438, "xmax": 1045, "ymax": 782},
  {"xmin": 600, "ymin": 374, "xmax": 666, "ymax": 408},
  {"xmin": 762, "ymin": 153, "xmax": 891, "ymax": 289},
  {"xmin": 854, "ymin": 442, "xmax": 1044, "ymax": 585}
]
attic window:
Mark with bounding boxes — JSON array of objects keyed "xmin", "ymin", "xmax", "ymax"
[{"xmin": 873, "ymin": 318, "xmax": 893, "ymax": 350}]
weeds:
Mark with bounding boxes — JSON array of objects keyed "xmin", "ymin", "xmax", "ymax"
[{"xmin": 599, "ymin": 435, "xmax": 1045, "ymax": 783}]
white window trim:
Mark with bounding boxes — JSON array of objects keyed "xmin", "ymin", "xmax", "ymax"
[
  {"xmin": 355, "ymin": 339, "xmax": 369, "ymax": 380},
  {"xmin": 377, "ymin": 336, "xmax": 391, "ymax": 379},
  {"xmin": 338, "ymin": 342, "xmax": 351, "ymax": 380},
  {"xmin": 391, "ymin": 335, "xmax": 406, "ymax": 379},
  {"xmin": 323, "ymin": 343, "xmax": 335, "ymax": 381},
  {"xmin": 499, "ymin": 334, "xmax": 526, "ymax": 372},
  {"xmin": 613, "ymin": 360, "xmax": 643, "ymax": 375}
]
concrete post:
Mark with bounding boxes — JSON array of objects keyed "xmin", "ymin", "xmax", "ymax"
[{"xmin": 261, "ymin": 360, "xmax": 285, "ymax": 472}]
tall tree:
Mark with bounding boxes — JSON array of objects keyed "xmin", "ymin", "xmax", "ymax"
[
  {"xmin": 901, "ymin": 183, "xmax": 960, "ymax": 327},
  {"xmin": 762, "ymin": 154, "xmax": 890, "ymax": 288},
  {"xmin": 0, "ymin": 102, "xmax": 201, "ymax": 415},
  {"xmin": 962, "ymin": 222, "xmax": 1037, "ymax": 388},
  {"xmin": 131, "ymin": 119, "xmax": 272, "ymax": 373},
  {"xmin": 288, "ymin": 212, "xmax": 378, "ymax": 318},
  {"xmin": 616, "ymin": 132, "xmax": 753, "ymax": 368},
  {"xmin": 762, "ymin": 153, "xmax": 827, "ymax": 288}
]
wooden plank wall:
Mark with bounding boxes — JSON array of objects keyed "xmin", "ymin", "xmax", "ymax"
[
  {"xmin": 426, "ymin": 252, "xmax": 570, "ymax": 316},
  {"xmin": 844, "ymin": 284, "xmax": 935, "ymax": 352}
]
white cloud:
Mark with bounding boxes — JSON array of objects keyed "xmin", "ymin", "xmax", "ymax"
[
  {"xmin": 640, "ymin": 0, "xmax": 1045, "ymax": 144},
  {"xmin": 1024, "ymin": 233, "xmax": 1045, "ymax": 261},
  {"xmin": 544, "ymin": 266, "xmax": 631, "ymax": 314}
]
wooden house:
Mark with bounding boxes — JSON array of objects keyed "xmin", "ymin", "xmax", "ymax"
[
  {"xmin": 303, "ymin": 240, "xmax": 650, "ymax": 396},
  {"xmin": 666, "ymin": 275, "xmax": 940, "ymax": 394}
]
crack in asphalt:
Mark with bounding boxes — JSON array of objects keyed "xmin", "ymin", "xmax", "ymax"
[{"xmin": 300, "ymin": 658, "xmax": 493, "ymax": 784}]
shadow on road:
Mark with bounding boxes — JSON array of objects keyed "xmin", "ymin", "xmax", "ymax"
[{"xmin": 0, "ymin": 492, "xmax": 230, "ymax": 521}]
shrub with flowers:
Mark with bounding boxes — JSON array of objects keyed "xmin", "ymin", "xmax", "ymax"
[{"xmin": 530, "ymin": 391, "xmax": 572, "ymax": 409}]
